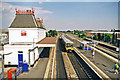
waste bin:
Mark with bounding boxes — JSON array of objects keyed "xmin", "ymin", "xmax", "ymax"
[{"xmin": 23, "ymin": 63, "xmax": 28, "ymax": 72}]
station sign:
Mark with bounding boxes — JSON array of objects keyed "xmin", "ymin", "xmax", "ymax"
[{"xmin": 21, "ymin": 30, "xmax": 27, "ymax": 36}]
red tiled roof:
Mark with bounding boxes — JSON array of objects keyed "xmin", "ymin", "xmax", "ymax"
[{"xmin": 37, "ymin": 37, "xmax": 56, "ymax": 44}]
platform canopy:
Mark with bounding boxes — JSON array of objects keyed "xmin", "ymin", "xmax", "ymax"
[{"xmin": 37, "ymin": 37, "xmax": 56, "ymax": 47}]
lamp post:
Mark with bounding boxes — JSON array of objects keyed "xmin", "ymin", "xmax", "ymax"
[{"xmin": 91, "ymin": 35, "xmax": 95, "ymax": 58}]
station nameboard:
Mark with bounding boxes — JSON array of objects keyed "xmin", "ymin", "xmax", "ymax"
[{"xmin": 21, "ymin": 30, "xmax": 27, "ymax": 36}]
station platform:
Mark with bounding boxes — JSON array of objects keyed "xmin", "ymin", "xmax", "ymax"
[
  {"xmin": 77, "ymin": 48, "xmax": 118, "ymax": 79},
  {"xmin": 18, "ymin": 47, "xmax": 50, "ymax": 78},
  {"xmin": 66, "ymin": 33, "xmax": 119, "ymax": 79},
  {"xmin": 66, "ymin": 33, "xmax": 119, "ymax": 51},
  {"xmin": 86, "ymin": 38, "xmax": 119, "ymax": 51}
]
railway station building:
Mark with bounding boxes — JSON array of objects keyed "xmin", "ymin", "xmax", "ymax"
[{"xmin": 4, "ymin": 9, "xmax": 56, "ymax": 66}]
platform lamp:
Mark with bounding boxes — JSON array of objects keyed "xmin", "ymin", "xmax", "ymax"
[{"xmin": 91, "ymin": 35, "xmax": 95, "ymax": 57}]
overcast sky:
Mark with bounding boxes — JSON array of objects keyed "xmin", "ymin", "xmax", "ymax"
[{"xmin": 0, "ymin": 0, "xmax": 119, "ymax": 31}]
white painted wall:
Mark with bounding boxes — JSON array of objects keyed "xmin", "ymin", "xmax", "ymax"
[
  {"xmin": 4, "ymin": 44, "xmax": 44, "ymax": 65},
  {"xmin": 35, "ymin": 48, "xmax": 39, "ymax": 60},
  {"xmin": 4, "ymin": 44, "xmax": 32, "ymax": 65},
  {"xmin": 9, "ymin": 28, "xmax": 46, "ymax": 44},
  {"xmin": 37, "ymin": 44, "xmax": 56, "ymax": 47},
  {"xmin": 38, "ymin": 29, "xmax": 46, "ymax": 41},
  {"xmin": 4, "ymin": 27, "xmax": 46, "ymax": 66},
  {"xmin": 5, "ymin": 45, "xmax": 34, "ymax": 65}
]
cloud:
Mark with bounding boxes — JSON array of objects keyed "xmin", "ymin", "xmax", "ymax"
[
  {"xmin": 2, "ymin": 0, "xmax": 120, "ymax": 2},
  {"xmin": 33, "ymin": 7, "xmax": 53, "ymax": 14},
  {"xmin": 1, "ymin": 3, "xmax": 53, "ymax": 14},
  {"xmin": 45, "ymin": 0, "xmax": 49, "ymax": 1},
  {"xmin": 1, "ymin": 3, "xmax": 53, "ymax": 29},
  {"xmin": 38, "ymin": 0, "xmax": 51, "ymax": 4},
  {"xmin": 38, "ymin": 1, "xmax": 43, "ymax": 4}
]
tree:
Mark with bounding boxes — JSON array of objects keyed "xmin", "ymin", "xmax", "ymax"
[
  {"xmin": 115, "ymin": 33, "xmax": 118, "ymax": 46},
  {"xmin": 81, "ymin": 33, "xmax": 86, "ymax": 39},
  {"xmin": 46, "ymin": 32, "xmax": 49, "ymax": 37},
  {"xmin": 74, "ymin": 30, "xmax": 79, "ymax": 35},
  {"xmin": 102, "ymin": 33, "xmax": 105, "ymax": 41},
  {"xmin": 48, "ymin": 30, "xmax": 58, "ymax": 37},
  {"xmin": 67, "ymin": 30, "xmax": 71, "ymax": 33},
  {"xmin": 104, "ymin": 33, "xmax": 111, "ymax": 43},
  {"xmin": 93, "ymin": 34, "xmax": 98, "ymax": 40},
  {"xmin": 112, "ymin": 32, "xmax": 115, "ymax": 45}
]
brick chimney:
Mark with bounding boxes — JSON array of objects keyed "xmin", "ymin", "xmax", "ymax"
[{"xmin": 15, "ymin": 8, "xmax": 34, "ymax": 15}]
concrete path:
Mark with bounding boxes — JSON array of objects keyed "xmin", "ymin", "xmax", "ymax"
[
  {"xmin": 18, "ymin": 47, "xmax": 50, "ymax": 79},
  {"xmin": 79, "ymin": 49, "xmax": 118, "ymax": 79}
]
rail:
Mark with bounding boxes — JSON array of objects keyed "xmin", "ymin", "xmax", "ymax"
[
  {"xmin": 66, "ymin": 34, "xmax": 119, "ymax": 64},
  {"xmin": 73, "ymin": 48, "xmax": 103, "ymax": 79},
  {"xmin": 74, "ymin": 47, "xmax": 110, "ymax": 79}
]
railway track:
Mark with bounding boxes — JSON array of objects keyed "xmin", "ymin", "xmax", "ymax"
[
  {"xmin": 68, "ymin": 51, "xmax": 102, "ymax": 80},
  {"xmin": 94, "ymin": 45, "xmax": 118, "ymax": 59},
  {"xmin": 56, "ymin": 38, "xmax": 67, "ymax": 79},
  {"xmin": 84, "ymin": 38, "xmax": 118, "ymax": 53},
  {"xmin": 65, "ymin": 34, "xmax": 119, "ymax": 59},
  {"xmin": 62, "ymin": 35, "xmax": 102, "ymax": 79},
  {"xmin": 67, "ymin": 52, "xmax": 88, "ymax": 80},
  {"xmin": 96, "ymin": 45, "xmax": 118, "ymax": 54},
  {"xmin": 64, "ymin": 34, "xmax": 120, "ymax": 79}
]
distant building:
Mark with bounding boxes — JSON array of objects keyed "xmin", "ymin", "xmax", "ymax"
[
  {"xmin": 0, "ymin": 29, "xmax": 8, "ymax": 34},
  {"xmin": 4, "ymin": 9, "xmax": 56, "ymax": 66},
  {"xmin": 84, "ymin": 30, "xmax": 109, "ymax": 38},
  {"xmin": 84, "ymin": 29, "xmax": 120, "ymax": 47},
  {"xmin": 0, "ymin": 33, "xmax": 8, "ymax": 44},
  {"xmin": 114, "ymin": 29, "xmax": 120, "ymax": 38},
  {"xmin": 84, "ymin": 30, "xmax": 120, "ymax": 40}
]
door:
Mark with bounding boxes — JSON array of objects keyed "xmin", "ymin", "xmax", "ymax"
[{"xmin": 18, "ymin": 54, "xmax": 23, "ymax": 67}]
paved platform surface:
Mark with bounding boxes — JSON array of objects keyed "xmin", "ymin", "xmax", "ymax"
[
  {"xmin": 62, "ymin": 52, "xmax": 78, "ymax": 79},
  {"xmin": 78, "ymin": 49, "xmax": 118, "ymax": 79},
  {"xmin": 66, "ymin": 34, "xmax": 119, "ymax": 79},
  {"xmin": 18, "ymin": 47, "xmax": 50, "ymax": 79}
]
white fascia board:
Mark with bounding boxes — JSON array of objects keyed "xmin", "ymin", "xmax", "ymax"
[
  {"xmin": 8, "ymin": 28, "xmax": 46, "ymax": 31},
  {"xmin": 37, "ymin": 28, "xmax": 47, "ymax": 31},
  {"xmin": 37, "ymin": 44, "xmax": 55, "ymax": 47},
  {"xmin": 4, "ymin": 44, "xmax": 34, "ymax": 48},
  {"xmin": 8, "ymin": 28, "xmax": 39, "ymax": 30}
]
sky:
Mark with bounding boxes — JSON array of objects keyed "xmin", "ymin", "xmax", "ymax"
[{"xmin": 0, "ymin": 1, "xmax": 119, "ymax": 31}]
